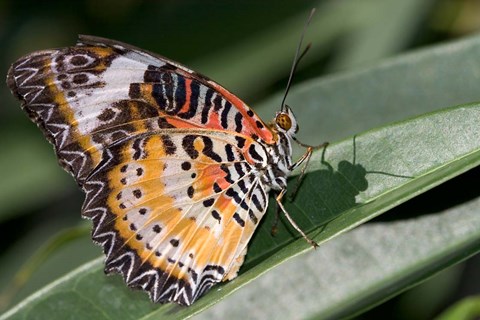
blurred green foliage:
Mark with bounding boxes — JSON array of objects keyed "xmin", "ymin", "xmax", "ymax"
[{"xmin": 1, "ymin": 0, "xmax": 480, "ymax": 319}]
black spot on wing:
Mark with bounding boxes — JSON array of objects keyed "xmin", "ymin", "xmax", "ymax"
[
  {"xmin": 251, "ymin": 194, "xmax": 263, "ymax": 211},
  {"xmin": 161, "ymin": 135, "xmax": 176, "ymax": 155},
  {"xmin": 248, "ymin": 144, "xmax": 264, "ymax": 162},
  {"xmin": 73, "ymin": 73, "xmax": 89, "ymax": 84},
  {"xmin": 71, "ymin": 55, "xmax": 88, "ymax": 66},
  {"xmin": 97, "ymin": 108, "xmax": 116, "ymax": 122},
  {"xmin": 240, "ymin": 200, "xmax": 249, "ymax": 211},
  {"xmin": 144, "ymin": 65, "xmax": 162, "ymax": 82},
  {"xmin": 187, "ymin": 186, "xmax": 195, "ymax": 198},
  {"xmin": 237, "ymin": 180, "xmax": 248, "ymax": 194},
  {"xmin": 174, "ymin": 75, "xmax": 186, "ymax": 110},
  {"xmin": 257, "ymin": 184, "xmax": 267, "ymax": 205},
  {"xmin": 226, "ymin": 188, "xmax": 242, "ymax": 204},
  {"xmin": 234, "ymin": 112, "xmax": 243, "ymax": 133},
  {"xmin": 213, "ymin": 94, "xmax": 222, "ymax": 111},
  {"xmin": 201, "ymin": 89, "xmax": 214, "ymax": 124},
  {"xmin": 225, "ymin": 144, "xmax": 235, "ymax": 162},
  {"xmin": 233, "ymin": 212, "xmax": 245, "ymax": 227},
  {"xmin": 220, "ymin": 102, "xmax": 232, "ymax": 129},
  {"xmin": 181, "ymin": 161, "xmax": 191, "ymax": 171},
  {"xmin": 220, "ymin": 164, "xmax": 234, "ymax": 183},
  {"xmin": 132, "ymin": 138, "xmax": 146, "ymax": 160},
  {"xmin": 133, "ymin": 189, "xmax": 142, "ymax": 199},
  {"xmin": 158, "ymin": 117, "xmax": 175, "ymax": 129},
  {"xmin": 234, "ymin": 162, "xmax": 245, "ymax": 177},
  {"xmin": 203, "ymin": 198, "xmax": 214, "ymax": 207},
  {"xmin": 182, "ymin": 135, "xmax": 199, "ymax": 159},
  {"xmin": 212, "ymin": 210, "xmax": 221, "ymax": 222},
  {"xmin": 235, "ymin": 136, "xmax": 246, "ymax": 148},
  {"xmin": 213, "ymin": 182, "xmax": 222, "ymax": 193},
  {"xmin": 202, "ymin": 137, "xmax": 222, "ymax": 163},
  {"xmin": 248, "ymin": 209, "xmax": 258, "ymax": 224}
]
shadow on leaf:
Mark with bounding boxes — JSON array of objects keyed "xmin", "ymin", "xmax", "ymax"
[{"xmin": 244, "ymin": 138, "xmax": 369, "ymax": 268}]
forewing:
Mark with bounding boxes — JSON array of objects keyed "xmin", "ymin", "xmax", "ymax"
[
  {"xmin": 7, "ymin": 35, "xmax": 275, "ymax": 185},
  {"xmin": 83, "ymin": 129, "xmax": 269, "ymax": 305}
]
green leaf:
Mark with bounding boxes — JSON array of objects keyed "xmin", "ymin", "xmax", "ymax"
[
  {"xmin": 3, "ymin": 102, "xmax": 480, "ymax": 319},
  {"xmin": 0, "ymin": 225, "xmax": 95, "ymax": 309},
  {"xmin": 0, "ymin": 132, "xmax": 70, "ymax": 222},
  {"xmin": 198, "ymin": 179, "xmax": 480, "ymax": 320},
  {"xmin": 436, "ymin": 296, "xmax": 480, "ymax": 320},
  {"xmin": 325, "ymin": 0, "xmax": 436, "ymax": 72}
]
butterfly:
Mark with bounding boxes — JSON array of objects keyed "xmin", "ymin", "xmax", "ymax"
[{"xmin": 7, "ymin": 33, "xmax": 324, "ymax": 305}]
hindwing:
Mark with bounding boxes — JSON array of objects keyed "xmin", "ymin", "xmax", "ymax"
[{"xmin": 83, "ymin": 130, "xmax": 269, "ymax": 304}]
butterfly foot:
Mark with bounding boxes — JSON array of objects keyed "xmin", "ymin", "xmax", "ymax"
[
  {"xmin": 270, "ymin": 225, "xmax": 279, "ymax": 237},
  {"xmin": 276, "ymin": 189, "xmax": 319, "ymax": 248}
]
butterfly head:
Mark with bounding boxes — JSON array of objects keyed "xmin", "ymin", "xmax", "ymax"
[{"xmin": 275, "ymin": 104, "xmax": 299, "ymax": 136}]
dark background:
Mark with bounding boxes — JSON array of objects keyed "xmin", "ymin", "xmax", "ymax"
[{"xmin": 1, "ymin": 0, "xmax": 479, "ymax": 319}]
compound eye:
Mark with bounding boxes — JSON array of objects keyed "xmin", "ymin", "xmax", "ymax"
[{"xmin": 276, "ymin": 113, "xmax": 292, "ymax": 131}]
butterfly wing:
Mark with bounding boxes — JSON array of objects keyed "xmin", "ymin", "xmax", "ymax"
[
  {"xmin": 7, "ymin": 36, "xmax": 274, "ymax": 305},
  {"xmin": 7, "ymin": 35, "xmax": 276, "ymax": 185},
  {"xmin": 83, "ymin": 129, "xmax": 269, "ymax": 304}
]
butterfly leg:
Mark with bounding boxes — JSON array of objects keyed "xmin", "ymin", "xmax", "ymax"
[
  {"xmin": 276, "ymin": 189, "xmax": 318, "ymax": 248},
  {"xmin": 289, "ymin": 141, "xmax": 329, "ymax": 200}
]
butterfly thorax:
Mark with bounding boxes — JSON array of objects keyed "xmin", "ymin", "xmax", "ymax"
[
  {"xmin": 260, "ymin": 130, "xmax": 293, "ymax": 191},
  {"xmin": 258, "ymin": 106, "xmax": 299, "ymax": 191}
]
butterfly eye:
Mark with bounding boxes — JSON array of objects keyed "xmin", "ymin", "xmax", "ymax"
[{"xmin": 276, "ymin": 113, "xmax": 292, "ymax": 131}]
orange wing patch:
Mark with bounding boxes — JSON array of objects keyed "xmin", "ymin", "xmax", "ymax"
[{"xmin": 81, "ymin": 130, "xmax": 269, "ymax": 304}]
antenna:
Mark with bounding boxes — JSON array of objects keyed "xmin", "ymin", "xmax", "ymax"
[{"xmin": 280, "ymin": 8, "xmax": 316, "ymax": 112}]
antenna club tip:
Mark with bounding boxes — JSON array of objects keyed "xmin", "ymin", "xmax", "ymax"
[{"xmin": 308, "ymin": 8, "xmax": 316, "ymax": 21}]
